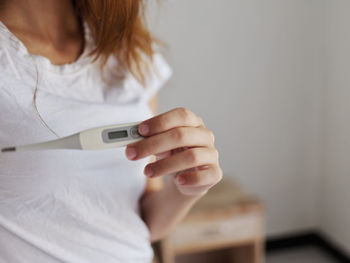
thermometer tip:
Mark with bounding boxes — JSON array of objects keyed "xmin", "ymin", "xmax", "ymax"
[{"xmin": 1, "ymin": 147, "xmax": 16, "ymax": 153}]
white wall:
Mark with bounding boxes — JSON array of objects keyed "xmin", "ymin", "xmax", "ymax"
[
  {"xmin": 148, "ymin": 0, "xmax": 325, "ymax": 236},
  {"xmin": 321, "ymin": 0, "xmax": 350, "ymax": 253}
]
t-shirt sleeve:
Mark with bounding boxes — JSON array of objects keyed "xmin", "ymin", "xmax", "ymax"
[{"xmin": 140, "ymin": 53, "xmax": 172, "ymax": 103}]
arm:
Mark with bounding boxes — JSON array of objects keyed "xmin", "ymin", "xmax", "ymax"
[
  {"xmin": 141, "ymin": 172, "xmax": 203, "ymax": 242},
  {"xmin": 139, "ymin": 95, "xmax": 202, "ymax": 242},
  {"xmin": 129, "ymin": 97, "xmax": 222, "ymax": 242}
]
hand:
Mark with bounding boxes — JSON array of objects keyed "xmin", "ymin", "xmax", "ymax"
[{"xmin": 126, "ymin": 108, "xmax": 223, "ymax": 196}]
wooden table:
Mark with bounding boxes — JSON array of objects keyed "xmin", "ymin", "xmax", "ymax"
[{"xmin": 155, "ymin": 179, "xmax": 265, "ymax": 263}]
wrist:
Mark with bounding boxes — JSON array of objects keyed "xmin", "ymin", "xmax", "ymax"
[{"xmin": 165, "ymin": 176, "xmax": 205, "ymax": 203}]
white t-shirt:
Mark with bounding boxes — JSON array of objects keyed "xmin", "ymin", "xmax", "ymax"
[{"xmin": 0, "ymin": 20, "xmax": 172, "ymax": 263}]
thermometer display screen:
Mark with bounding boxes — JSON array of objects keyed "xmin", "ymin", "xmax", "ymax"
[{"xmin": 108, "ymin": 130, "xmax": 128, "ymax": 140}]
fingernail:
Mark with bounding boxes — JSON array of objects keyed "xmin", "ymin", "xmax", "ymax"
[
  {"xmin": 178, "ymin": 176, "xmax": 186, "ymax": 185},
  {"xmin": 139, "ymin": 124, "xmax": 149, "ymax": 136},
  {"xmin": 126, "ymin": 147, "xmax": 137, "ymax": 160},
  {"xmin": 144, "ymin": 165, "xmax": 153, "ymax": 177}
]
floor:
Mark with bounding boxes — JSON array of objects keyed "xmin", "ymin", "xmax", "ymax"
[
  {"xmin": 173, "ymin": 246, "xmax": 340, "ymax": 263},
  {"xmin": 267, "ymin": 246, "xmax": 338, "ymax": 263}
]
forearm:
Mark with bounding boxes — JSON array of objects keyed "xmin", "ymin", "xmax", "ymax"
[
  {"xmin": 140, "ymin": 178, "xmax": 203, "ymax": 242},
  {"xmin": 132, "ymin": 107, "xmax": 222, "ymax": 242}
]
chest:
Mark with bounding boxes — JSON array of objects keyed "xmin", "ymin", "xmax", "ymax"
[
  {"xmin": 0, "ymin": 70, "xmax": 152, "ymax": 209},
  {"xmin": 0, "ymin": 66, "xmax": 151, "ymax": 146}
]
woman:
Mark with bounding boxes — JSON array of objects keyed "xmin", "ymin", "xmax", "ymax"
[{"xmin": 0, "ymin": 0, "xmax": 222, "ymax": 262}]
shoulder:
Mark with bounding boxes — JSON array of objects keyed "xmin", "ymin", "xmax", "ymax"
[
  {"xmin": 101, "ymin": 52, "xmax": 172, "ymax": 104},
  {"xmin": 0, "ymin": 33, "xmax": 35, "ymax": 98},
  {"xmin": 140, "ymin": 53, "xmax": 173, "ymax": 103},
  {"xmin": 0, "ymin": 27, "xmax": 32, "ymax": 81}
]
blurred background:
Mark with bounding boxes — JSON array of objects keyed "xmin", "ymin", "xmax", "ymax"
[{"xmin": 147, "ymin": 0, "xmax": 350, "ymax": 262}]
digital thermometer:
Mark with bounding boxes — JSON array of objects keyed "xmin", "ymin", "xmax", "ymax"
[{"xmin": 1, "ymin": 122, "xmax": 143, "ymax": 152}]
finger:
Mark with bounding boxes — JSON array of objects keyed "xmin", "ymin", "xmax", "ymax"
[
  {"xmin": 144, "ymin": 147, "xmax": 219, "ymax": 177},
  {"xmin": 155, "ymin": 150, "xmax": 171, "ymax": 160},
  {"xmin": 176, "ymin": 165, "xmax": 223, "ymax": 187},
  {"xmin": 138, "ymin": 108, "xmax": 204, "ymax": 136},
  {"xmin": 126, "ymin": 127, "xmax": 215, "ymax": 160},
  {"xmin": 175, "ymin": 185, "xmax": 210, "ymax": 196}
]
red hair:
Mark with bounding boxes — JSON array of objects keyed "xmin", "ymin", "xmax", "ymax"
[{"xmin": 75, "ymin": 0, "xmax": 156, "ymax": 84}]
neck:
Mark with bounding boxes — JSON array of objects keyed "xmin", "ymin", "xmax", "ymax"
[
  {"xmin": 0, "ymin": 0, "xmax": 84, "ymax": 65},
  {"xmin": 0, "ymin": 0, "xmax": 79, "ymax": 39}
]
